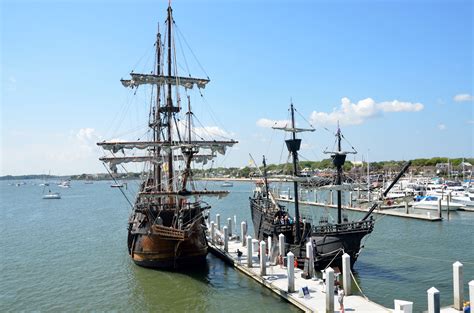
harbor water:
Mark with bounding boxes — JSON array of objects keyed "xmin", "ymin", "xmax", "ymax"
[{"xmin": 1, "ymin": 180, "xmax": 472, "ymax": 312}]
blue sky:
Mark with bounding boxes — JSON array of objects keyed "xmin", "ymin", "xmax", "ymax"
[{"xmin": 1, "ymin": 0, "xmax": 473, "ymax": 175}]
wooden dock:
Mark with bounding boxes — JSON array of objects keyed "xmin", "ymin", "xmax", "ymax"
[
  {"xmin": 207, "ymin": 222, "xmax": 468, "ymax": 313},
  {"xmin": 276, "ymin": 198, "xmax": 443, "ymax": 221},
  {"xmin": 208, "ymin": 235, "xmax": 390, "ymax": 313}
]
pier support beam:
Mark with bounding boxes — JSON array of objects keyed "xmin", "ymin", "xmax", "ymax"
[
  {"xmin": 342, "ymin": 253, "xmax": 351, "ymax": 296},
  {"xmin": 227, "ymin": 218, "xmax": 232, "ymax": 237},
  {"xmin": 325, "ymin": 267, "xmax": 334, "ymax": 313},
  {"xmin": 278, "ymin": 233, "xmax": 285, "ymax": 258},
  {"xmin": 287, "ymin": 252, "xmax": 295, "ymax": 293},
  {"xmin": 405, "ymin": 201, "xmax": 409, "ymax": 214},
  {"xmin": 306, "ymin": 241, "xmax": 314, "ymax": 278},
  {"xmin": 223, "ymin": 226, "xmax": 228, "ymax": 252},
  {"xmin": 210, "ymin": 221, "xmax": 215, "ymax": 244},
  {"xmin": 260, "ymin": 241, "xmax": 266, "ymax": 276},
  {"xmin": 453, "ymin": 261, "xmax": 463, "ymax": 310},
  {"xmin": 216, "ymin": 213, "xmax": 221, "ymax": 230},
  {"xmin": 427, "ymin": 287, "xmax": 440, "ymax": 313},
  {"xmin": 246, "ymin": 236, "xmax": 252, "ymax": 268},
  {"xmin": 349, "ymin": 191, "xmax": 353, "ymax": 208},
  {"xmin": 241, "ymin": 221, "xmax": 247, "ymax": 246}
]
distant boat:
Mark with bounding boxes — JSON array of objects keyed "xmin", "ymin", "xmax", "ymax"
[
  {"xmin": 42, "ymin": 191, "xmax": 61, "ymax": 199},
  {"xmin": 58, "ymin": 180, "xmax": 71, "ymax": 188},
  {"xmin": 84, "ymin": 181, "xmax": 94, "ymax": 184},
  {"xmin": 221, "ymin": 181, "xmax": 233, "ymax": 187},
  {"xmin": 110, "ymin": 183, "xmax": 124, "ymax": 188},
  {"xmin": 412, "ymin": 195, "xmax": 463, "ymax": 211}
]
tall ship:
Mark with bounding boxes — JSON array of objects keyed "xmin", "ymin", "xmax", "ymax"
[
  {"xmin": 250, "ymin": 104, "xmax": 410, "ymax": 270},
  {"xmin": 98, "ymin": 3, "xmax": 237, "ymax": 269}
]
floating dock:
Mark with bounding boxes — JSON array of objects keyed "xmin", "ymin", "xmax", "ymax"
[
  {"xmin": 207, "ymin": 218, "xmax": 471, "ymax": 313},
  {"xmin": 276, "ymin": 198, "xmax": 443, "ymax": 221}
]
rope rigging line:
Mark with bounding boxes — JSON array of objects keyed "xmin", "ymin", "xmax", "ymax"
[{"xmin": 174, "ymin": 23, "xmax": 210, "ymax": 79}]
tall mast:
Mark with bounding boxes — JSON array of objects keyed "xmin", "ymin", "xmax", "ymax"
[
  {"xmin": 262, "ymin": 156, "xmax": 269, "ymax": 198},
  {"xmin": 166, "ymin": 4, "xmax": 174, "ymax": 191},
  {"xmin": 285, "ymin": 103, "xmax": 301, "ymax": 243},
  {"xmin": 336, "ymin": 125, "xmax": 343, "ymax": 224},
  {"xmin": 154, "ymin": 25, "xmax": 162, "ymax": 191}
]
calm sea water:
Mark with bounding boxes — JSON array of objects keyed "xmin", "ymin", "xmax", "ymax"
[{"xmin": 1, "ymin": 180, "xmax": 472, "ymax": 312}]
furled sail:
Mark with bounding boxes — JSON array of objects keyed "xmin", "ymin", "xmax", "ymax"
[
  {"xmin": 272, "ymin": 126, "xmax": 315, "ymax": 133},
  {"xmin": 120, "ymin": 73, "xmax": 210, "ymax": 89},
  {"xmin": 97, "ymin": 140, "xmax": 237, "ymax": 155}
]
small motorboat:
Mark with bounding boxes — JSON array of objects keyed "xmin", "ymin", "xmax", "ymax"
[
  {"xmin": 42, "ymin": 191, "xmax": 61, "ymax": 199},
  {"xmin": 221, "ymin": 181, "xmax": 233, "ymax": 187}
]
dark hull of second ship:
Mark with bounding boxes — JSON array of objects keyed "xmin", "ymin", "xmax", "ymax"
[{"xmin": 250, "ymin": 197, "xmax": 373, "ymax": 270}]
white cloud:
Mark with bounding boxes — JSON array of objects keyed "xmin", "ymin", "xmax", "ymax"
[
  {"xmin": 256, "ymin": 118, "xmax": 290, "ymax": 128},
  {"xmin": 467, "ymin": 120, "xmax": 474, "ymax": 124},
  {"xmin": 309, "ymin": 97, "xmax": 424, "ymax": 126},
  {"xmin": 453, "ymin": 93, "xmax": 474, "ymax": 102},
  {"xmin": 438, "ymin": 124, "xmax": 446, "ymax": 131}
]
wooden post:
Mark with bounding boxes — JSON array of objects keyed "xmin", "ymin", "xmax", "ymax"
[
  {"xmin": 223, "ymin": 226, "xmax": 228, "ymax": 252},
  {"xmin": 278, "ymin": 233, "xmax": 285, "ymax": 257},
  {"xmin": 210, "ymin": 221, "xmax": 215, "ymax": 244},
  {"xmin": 241, "ymin": 221, "xmax": 247, "ymax": 246},
  {"xmin": 216, "ymin": 213, "xmax": 221, "ymax": 230},
  {"xmin": 349, "ymin": 191, "xmax": 353, "ymax": 208},
  {"xmin": 427, "ymin": 287, "xmax": 440, "ymax": 313},
  {"xmin": 306, "ymin": 241, "xmax": 314, "ymax": 278},
  {"xmin": 260, "ymin": 241, "xmax": 266, "ymax": 276},
  {"xmin": 469, "ymin": 280, "xmax": 474, "ymax": 313},
  {"xmin": 447, "ymin": 192, "xmax": 450, "ymax": 220},
  {"xmin": 325, "ymin": 267, "xmax": 334, "ymax": 313},
  {"xmin": 287, "ymin": 252, "xmax": 295, "ymax": 293},
  {"xmin": 329, "ymin": 190, "xmax": 333, "ymax": 205},
  {"xmin": 267, "ymin": 236, "xmax": 272, "ymax": 262},
  {"xmin": 246, "ymin": 236, "xmax": 252, "ymax": 268},
  {"xmin": 405, "ymin": 201, "xmax": 409, "ymax": 214},
  {"xmin": 227, "ymin": 218, "xmax": 232, "ymax": 237},
  {"xmin": 437, "ymin": 199, "xmax": 442, "ymax": 219},
  {"xmin": 453, "ymin": 261, "xmax": 463, "ymax": 310},
  {"xmin": 342, "ymin": 253, "xmax": 351, "ymax": 296}
]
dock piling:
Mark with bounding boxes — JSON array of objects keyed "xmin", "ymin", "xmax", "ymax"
[
  {"xmin": 394, "ymin": 300, "xmax": 413, "ymax": 313},
  {"xmin": 246, "ymin": 236, "xmax": 252, "ymax": 268},
  {"xmin": 306, "ymin": 241, "xmax": 314, "ymax": 278},
  {"xmin": 325, "ymin": 267, "xmax": 334, "ymax": 313},
  {"xmin": 260, "ymin": 241, "xmax": 266, "ymax": 276},
  {"xmin": 241, "ymin": 221, "xmax": 247, "ymax": 246},
  {"xmin": 453, "ymin": 261, "xmax": 463, "ymax": 310},
  {"xmin": 223, "ymin": 226, "xmax": 228, "ymax": 252},
  {"xmin": 279, "ymin": 233, "xmax": 285, "ymax": 257},
  {"xmin": 287, "ymin": 252, "xmax": 295, "ymax": 293},
  {"xmin": 437, "ymin": 199, "xmax": 442, "ymax": 218},
  {"xmin": 342, "ymin": 253, "xmax": 351, "ymax": 296},
  {"xmin": 469, "ymin": 280, "xmax": 474, "ymax": 312},
  {"xmin": 267, "ymin": 236, "xmax": 272, "ymax": 262},
  {"xmin": 227, "ymin": 218, "xmax": 232, "ymax": 236},
  {"xmin": 405, "ymin": 201, "xmax": 409, "ymax": 214},
  {"xmin": 349, "ymin": 191, "xmax": 353, "ymax": 208},
  {"xmin": 427, "ymin": 287, "xmax": 440, "ymax": 313},
  {"xmin": 216, "ymin": 213, "xmax": 221, "ymax": 230},
  {"xmin": 210, "ymin": 221, "xmax": 215, "ymax": 244}
]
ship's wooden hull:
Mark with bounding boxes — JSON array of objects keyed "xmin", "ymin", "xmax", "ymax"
[{"xmin": 128, "ymin": 223, "xmax": 208, "ymax": 269}]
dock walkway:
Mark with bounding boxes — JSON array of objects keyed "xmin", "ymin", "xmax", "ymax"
[{"xmin": 276, "ymin": 198, "xmax": 443, "ymax": 221}]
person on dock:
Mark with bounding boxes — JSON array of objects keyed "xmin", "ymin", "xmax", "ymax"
[
  {"xmin": 236, "ymin": 249, "xmax": 243, "ymax": 264},
  {"xmin": 337, "ymin": 285, "xmax": 345, "ymax": 313}
]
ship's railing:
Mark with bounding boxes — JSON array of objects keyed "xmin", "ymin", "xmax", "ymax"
[
  {"xmin": 152, "ymin": 225, "xmax": 185, "ymax": 241},
  {"xmin": 312, "ymin": 219, "xmax": 374, "ymax": 234}
]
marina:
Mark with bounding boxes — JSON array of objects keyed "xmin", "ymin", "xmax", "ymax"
[{"xmin": 2, "ymin": 1, "xmax": 473, "ymax": 313}]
